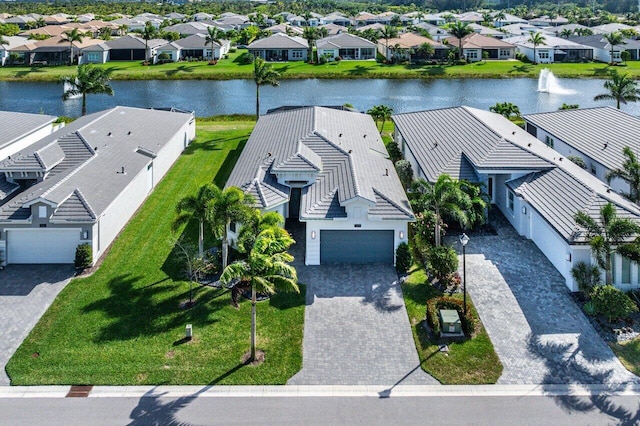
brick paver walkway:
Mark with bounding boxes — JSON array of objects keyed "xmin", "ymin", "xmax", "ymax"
[{"xmin": 0, "ymin": 265, "xmax": 74, "ymax": 385}]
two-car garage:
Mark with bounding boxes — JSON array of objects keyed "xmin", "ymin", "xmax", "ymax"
[
  {"xmin": 320, "ymin": 230, "xmax": 395, "ymax": 264},
  {"xmin": 5, "ymin": 229, "xmax": 81, "ymax": 264}
]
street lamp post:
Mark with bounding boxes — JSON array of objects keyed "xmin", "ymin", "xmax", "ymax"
[{"xmin": 460, "ymin": 233, "xmax": 470, "ymax": 316}]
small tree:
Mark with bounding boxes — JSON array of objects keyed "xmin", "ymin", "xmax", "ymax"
[
  {"xmin": 173, "ymin": 237, "xmax": 208, "ymax": 307},
  {"xmin": 591, "ymin": 285, "xmax": 638, "ymax": 322},
  {"xmin": 428, "ymin": 245, "xmax": 459, "ymax": 283},
  {"xmin": 395, "ymin": 242, "xmax": 412, "ymax": 275},
  {"xmin": 567, "ymin": 155, "xmax": 587, "ymax": 169},
  {"xmin": 570, "ymin": 261, "xmax": 601, "ymax": 298},
  {"xmin": 75, "ymin": 243, "xmax": 93, "ymax": 269},
  {"xmin": 559, "ymin": 103, "xmax": 579, "ymax": 110},
  {"xmin": 385, "ymin": 140, "xmax": 402, "ymax": 163},
  {"xmin": 395, "ymin": 160, "xmax": 413, "ymax": 190}
]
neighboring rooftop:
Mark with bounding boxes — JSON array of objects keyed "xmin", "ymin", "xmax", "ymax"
[{"xmin": 0, "ymin": 111, "xmax": 57, "ymax": 152}]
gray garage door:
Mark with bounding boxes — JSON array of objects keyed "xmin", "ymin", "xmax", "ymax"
[{"xmin": 320, "ymin": 230, "xmax": 394, "ymax": 264}]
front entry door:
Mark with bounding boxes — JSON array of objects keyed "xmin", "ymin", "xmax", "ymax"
[{"xmin": 289, "ymin": 188, "xmax": 301, "ymax": 219}]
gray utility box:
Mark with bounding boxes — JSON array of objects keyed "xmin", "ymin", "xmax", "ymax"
[{"xmin": 439, "ymin": 309, "xmax": 462, "ymax": 335}]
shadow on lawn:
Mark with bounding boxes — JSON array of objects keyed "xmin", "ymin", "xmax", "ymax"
[
  {"xmin": 181, "ymin": 135, "xmax": 247, "ymax": 156},
  {"xmin": 12, "ymin": 67, "xmax": 46, "ymax": 78},
  {"xmin": 164, "ymin": 65, "xmax": 196, "ymax": 77},
  {"xmin": 82, "ymin": 273, "xmax": 228, "ymax": 342}
]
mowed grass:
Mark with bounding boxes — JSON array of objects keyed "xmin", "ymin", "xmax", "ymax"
[
  {"xmin": 402, "ymin": 268, "xmax": 503, "ymax": 384},
  {"xmin": 6, "ymin": 119, "xmax": 307, "ymax": 386},
  {"xmin": 611, "ymin": 338, "xmax": 640, "ymax": 377},
  {"xmin": 2, "ymin": 50, "xmax": 640, "ymax": 81}
]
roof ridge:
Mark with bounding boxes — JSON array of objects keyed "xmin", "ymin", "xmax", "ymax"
[
  {"xmin": 73, "ymin": 188, "xmax": 97, "ymax": 219},
  {"xmin": 40, "ymin": 140, "xmax": 97, "ymax": 201},
  {"xmin": 372, "ymin": 187, "xmax": 413, "ymax": 218},
  {"xmin": 308, "ymin": 186, "xmax": 339, "ymax": 212}
]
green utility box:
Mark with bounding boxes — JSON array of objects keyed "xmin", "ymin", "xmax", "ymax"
[{"xmin": 439, "ymin": 309, "xmax": 462, "ymax": 335}]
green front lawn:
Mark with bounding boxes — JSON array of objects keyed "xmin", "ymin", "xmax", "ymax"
[
  {"xmin": 611, "ymin": 338, "xmax": 640, "ymax": 377},
  {"xmin": 2, "ymin": 50, "xmax": 640, "ymax": 81},
  {"xmin": 6, "ymin": 119, "xmax": 307, "ymax": 386},
  {"xmin": 402, "ymin": 269, "xmax": 503, "ymax": 384}
]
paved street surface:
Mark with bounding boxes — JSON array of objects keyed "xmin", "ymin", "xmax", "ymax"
[
  {"xmin": 0, "ymin": 265, "xmax": 75, "ymax": 385},
  {"xmin": 2, "ymin": 384, "xmax": 640, "ymax": 425},
  {"xmin": 288, "ymin": 263, "xmax": 438, "ymax": 385},
  {"xmin": 460, "ymin": 213, "xmax": 639, "ymax": 385}
]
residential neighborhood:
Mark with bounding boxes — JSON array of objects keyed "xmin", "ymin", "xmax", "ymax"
[{"xmin": 3, "ymin": 1, "xmax": 640, "ymax": 423}]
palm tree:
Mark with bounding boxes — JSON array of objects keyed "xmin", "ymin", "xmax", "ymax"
[
  {"xmin": 528, "ymin": 32, "xmax": 546, "ymax": 64},
  {"xmin": 494, "ymin": 11, "xmax": 506, "ymax": 26},
  {"xmin": 118, "ymin": 24, "xmax": 129, "ymax": 36},
  {"xmin": 0, "ymin": 34, "xmax": 7, "ymax": 47},
  {"xmin": 61, "ymin": 28, "xmax": 84, "ymax": 66},
  {"xmin": 237, "ymin": 210, "xmax": 285, "ymax": 254},
  {"xmin": 418, "ymin": 42, "xmax": 435, "ymax": 60},
  {"xmin": 98, "ymin": 27, "xmax": 112, "ymax": 41},
  {"xmin": 253, "ymin": 56, "xmax": 280, "ymax": 118},
  {"xmin": 606, "ymin": 147, "xmax": 640, "ymax": 203},
  {"xmin": 141, "ymin": 21, "xmax": 158, "ymax": 62},
  {"xmin": 574, "ymin": 202, "xmax": 640, "ymax": 285},
  {"xmin": 173, "ymin": 183, "xmax": 216, "ymax": 257},
  {"xmin": 379, "ymin": 25, "xmax": 398, "ymax": 62},
  {"xmin": 560, "ymin": 29, "xmax": 573, "ymax": 38},
  {"xmin": 410, "ymin": 174, "xmax": 472, "ymax": 246},
  {"xmin": 367, "ymin": 104, "xmax": 393, "ymax": 132},
  {"xmin": 220, "ymin": 227, "xmax": 299, "ymax": 362},
  {"xmin": 594, "ymin": 71, "xmax": 640, "ymax": 109},
  {"xmin": 448, "ymin": 21, "xmax": 473, "ymax": 61},
  {"xmin": 61, "ymin": 64, "xmax": 114, "ymax": 116},
  {"xmin": 205, "ymin": 26, "xmax": 224, "ymax": 61},
  {"xmin": 489, "ymin": 101, "xmax": 521, "ymax": 119},
  {"xmin": 604, "ymin": 31, "xmax": 625, "ymax": 64},
  {"xmin": 302, "ymin": 26, "xmax": 319, "ymax": 62},
  {"xmin": 206, "ymin": 185, "xmax": 253, "ymax": 269}
]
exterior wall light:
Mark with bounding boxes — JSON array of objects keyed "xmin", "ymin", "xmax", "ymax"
[
  {"xmin": 83, "ymin": 231, "xmax": 89, "ymax": 239},
  {"xmin": 399, "ymin": 231, "xmax": 405, "ymax": 239},
  {"xmin": 522, "ymin": 206, "xmax": 527, "ymax": 215},
  {"xmin": 311, "ymin": 230, "xmax": 316, "ymax": 240}
]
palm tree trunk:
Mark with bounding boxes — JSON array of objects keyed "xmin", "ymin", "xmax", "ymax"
[
  {"xmin": 69, "ymin": 43, "xmax": 73, "ymax": 66},
  {"xmin": 81, "ymin": 94, "xmax": 87, "ymax": 116},
  {"xmin": 606, "ymin": 251, "xmax": 613, "ymax": 284},
  {"xmin": 198, "ymin": 220, "xmax": 204, "ymax": 257},
  {"xmin": 250, "ymin": 285, "xmax": 257, "ymax": 362},
  {"xmin": 256, "ymin": 84, "xmax": 260, "ymax": 119},
  {"xmin": 435, "ymin": 216, "xmax": 441, "ymax": 246},
  {"xmin": 459, "ymin": 41, "xmax": 463, "ymax": 60}
]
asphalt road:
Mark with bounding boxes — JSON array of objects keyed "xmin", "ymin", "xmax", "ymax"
[{"xmin": 2, "ymin": 395, "xmax": 639, "ymax": 425}]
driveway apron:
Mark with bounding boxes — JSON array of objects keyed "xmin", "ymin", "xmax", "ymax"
[
  {"xmin": 461, "ymin": 214, "xmax": 639, "ymax": 385},
  {"xmin": 0, "ymin": 265, "xmax": 75, "ymax": 385},
  {"xmin": 288, "ymin": 263, "xmax": 438, "ymax": 386}
]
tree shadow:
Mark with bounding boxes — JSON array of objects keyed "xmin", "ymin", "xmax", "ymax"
[
  {"xmin": 182, "ymin": 134, "xmax": 247, "ymax": 156},
  {"xmin": 590, "ymin": 66, "xmax": 613, "ymax": 76},
  {"xmin": 213, "ymin": 139, "xmax": 247, "ymax": 187},
  {"xmin": 346, "ymin": 65, "xmax": 370, "ymax": 76},
  {"xmin": 361, "ymin": 278, "xmax": 404, "ymax": 313},
  {"xmin": 419, "ymin": 66, "xmax": 446, "ymax": 76},
  {"xmin": 378, "ymin": 348, "xmax": 441, "ymax": 398},
  {"xmin": 269, "ymin": 284, "xmax": 306, "ymax": 310},
  {"xmin": 273, "ymin": 64, "xmax": 290, "ymax": 73},
  {"xmin": 164, "ymin": 65, "xmax": 196, "ymax": 77},
  {"xmin": 508, "ymin": 64, "xmax": 533, "ymax": 73},
  {"xmin": 12, "ymin": 67, "xmax": 46, "ymax": 78}
]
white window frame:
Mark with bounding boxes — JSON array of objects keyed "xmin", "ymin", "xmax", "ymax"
[
  {"xmin": 38, "ymin": 206, "xmax": 47, "ymax": 218},
  {"xmin": 507, "ymin": 190, "xmax": 514, "ymax": 213}
]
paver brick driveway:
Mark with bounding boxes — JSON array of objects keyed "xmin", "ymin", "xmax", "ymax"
[
  {"xmin": 288, "ymin": 263, "xmax": 438, "ymax": 386},
  {"xmin": 0, "ymin": 265, "xmax": 75, "ymax": 385},
  {"xmin": 460, "ymin": 214, "xmax": 639, "ymax": 385}
]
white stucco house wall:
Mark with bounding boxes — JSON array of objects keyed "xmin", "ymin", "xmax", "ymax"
[
  {"xmin": 0, "ymin": 106, "xmax": 195, "ymax": 266},
  {"xmin": 225, "ymin": 106, "xmax": 414, "ymax": 266},
  {"xmin": 0, "ymin": 111, "xmax": 60, "ymax": 161}
]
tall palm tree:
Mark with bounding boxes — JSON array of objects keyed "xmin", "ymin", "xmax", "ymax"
[
  {"xmin": 418, "ymin": 42, "xmax": 435, "ymax": 60},
  {"xmin": 574, "ymin": 202, "xmax": 640, "ymax": 285},
  {"xmin": 367, "ymin": 104, "xmax": 393, "ymax": 132},
  {"xmin": 449, "ymin": 21, "xmax": 473, "ymax": 60},
  {"xmin": 253, "ymin": 56, "xmax": 280, "ymax": 118},
  {"xmin": 205, "ymin": 26, "xmax": 224, "ymax": 60},
  {"xmin": 61, "ymin": 64, "xmax": 114, "ymax": 116},
  {"xmin": 494, "ymin": 11, "xmax": 506, "ymax": 26},
  {"xmin": 606, "ymin": 147, "xmax": 640, "ymax": 203},
  {"xmin": 604, "ymin": 31, "xmax": 625, "ymax": 64},
  {"xmin": 206, "ymin": 185, "xmax": 253, "ymax": 269},
  {"xmin": 560, "ymin": 28, "xmax": 573, "ymax": 38},
  {"xmin": 410, "ymin": 174, "xmax": 472, "ymax": 246},
  {"xmin": 302, "ymin": 26, "xmax": 319, "ymax": 62},
  {"xmin": 173, "ymin": 183, "xmax": 216, "ymax": 257},
  {"xmin": 61, "ymin": 28, "xmax": 84, "ymax": 66},
  {"xmin": 237, "ymin": 210, "xmax": 285, "ymax": 254},
  {"xmin": 220, "ymin": 227, "xmax": 299, "ymax": 362},
  {"xmin": 594, "ymin": 71, "xmax": 640, "ymax": 109},
  {"xmin": 528, "ymin": 32, "xmax": 546, "ymax": 64},
  {"xmin": 141, "ymin": 21, "xmax": 158, "ymax": 62},
  {"xmin": 379, "ymin": 25, "xmax": 398, "ymax": 62}
]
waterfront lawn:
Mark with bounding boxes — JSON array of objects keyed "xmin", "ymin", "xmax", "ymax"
[
  {"xmin": 402, "ymin": 268, "xmax": 503, "ymax": 384},
  {"xmin": 6, "ymin": 119, "xmax": 307, "ymax": 386},
  {"xmin": 2, "ymin": 50, "xmax": 640, "ymax": 81}
]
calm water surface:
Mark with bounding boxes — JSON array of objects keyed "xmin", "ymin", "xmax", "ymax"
[{"xmin": 0, "ymin": 77, "xmax": 638, "ymax": 117}]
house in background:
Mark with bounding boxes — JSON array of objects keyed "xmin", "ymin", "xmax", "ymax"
[
  {"xmin": 226, "ymin": 106, "xmax": 413, "ymax": 265},
  {"xmin": 0, "ymin": 107, "xmax": 195, "ymax": 266},
  {"xmin": 0, "ymin": 111, "xmax": 60, "ymax": 161},
  {"xmin": 445, "ymin": 33, "xmax": 516, "ymax": 61},
  {"xmin": 505, "ymin": 34, "xmax": 593, "ymax": 63},
  {"xmin": 158, "ymin": 33, "xmax": 230, "ymax": 61},
  {"xmin": 0, "ymin": 36, "xmax": 29, "ymax": 65},
  {"xmin": 103, "ymin": 34, "xmax": 166, "ymax": 62},
  {"xmin": 378, "ymin": 32, "xmax": 449, "ymax": 62},
  {"xmin": 316, "ymin": 33, "xmax": 376, "ymax": 61},
  {"xmin": 523, "ymin": 107, "xmax": 640, "ymax": 197},
  {"xmin": 393, "ymin": 106, "xmax": 640, "ymax": 291},
  {"xmin": 248, "ymin": 33, "xmax": 308, "ymax": 61},
  {"xmin": 570, "ymin": 34, "xmax": 638, "ymax": 63}
]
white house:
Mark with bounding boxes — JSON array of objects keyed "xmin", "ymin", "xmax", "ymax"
[
  {"xmin": 0, "ymin": 36, "xmax": 29, "ymax": 66},
  {"xmin": 157, "ymin": 33, "xmax": 230, "ymax": 61},
  {"xmin": 316, "ymin": 33, "xmax": 376, "ymax": 61},
  {"xmin": 393, "ymin": 106, "xmax": 640, "ymax": 291},
  {"xmin": 226, "ymin": 106, "xmax": 414, "ymax": 265},
  {"xmin": 505, "ymin": 34, "xmax": 594, "ymax": 63},
  {"xmin": 0, "ymin": 106, "xmax": 195, "ymax": 266}
]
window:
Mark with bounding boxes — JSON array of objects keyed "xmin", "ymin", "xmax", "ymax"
[
  {"xmin": 466, "ymin": 50, "xmax": 478, "ymax": 60},
  {"xmin": 591, "ymin": 164, "xmax": 597, "ymax": 175},
  {"xmin": 499, "ymin": 49, "xmax": 510, "ymax": 57},
  {"xmin": 622, "ymin": 256, "xmax": 631, "ymax": 284},
  {"xmin": 545, "ymin": 135, "xmax": 554, "ymax": 148},
  {"xmin": 87, "ymin": 52, "xmax": 100, "ymax": 62},
  {"xmin": 507, "ymin": 190, "xmax": 514, "ymax": 212},
  {"xmin": 613, "ymin": 51, "xmax": 621, "ymax": 60},
  {"xmin": 38, "ymin": 205, "xmax": 47, "ymax": 218},
  {"xmin": 291, "ymin": 50, "xmax": 303, "ymax": 59},
  {"xmin": 230, "ymin": 221, "xmax": 236, "ymax": 233},
  {"xmin": 538, "ymin": 51, "xmax": 550, "ymax": 59}
]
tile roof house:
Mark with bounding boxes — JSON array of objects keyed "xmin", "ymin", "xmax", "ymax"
[
  {"xmin": 316, "ymin": 33, "xmax": 376, "ymax": 61},
  {"xmin": 103, "ymin": 34, "xmax": 167, "ymax": 62},
  {"xmin": 248, "ymin": 33, "xmax": 308, "ymax": 62},
  {"xmin": 393, "ymin": 106, "xmax": 640, "ymax": 291},
  {"xmin": 0, "ymin": 111, "xmax": 59, "ymax": 161},
  {"xmin": 157, "ymin": 33, "xmax": 230, "ymax": 61},
  {"xmin": 0, "ymin": 36, "xmax": 29, "ymax": 65},
  {"xmin": 444, "ymin": 33, "xmax": 516, "ymax": 61},
  {"xmin": 8, "ymin": 35, "xmax": 104, "ymax": 66},
  {"xmin": 570, "ymin": 34, "xmax": 638, "ymax": 63},
  {"xmin": 378, "ymin": 32, "xmax": 449, "ymax": 61},
  {"xmin": 226, "ymin": 106, "xmax": 414, "ymax": 265},
  {"xmin": 504, "ymin": 34, "xmax": 594, "ymax": 63},
  {"xmin": 0, "ymin": 106, "xmax": 195, "ymax": 266}
]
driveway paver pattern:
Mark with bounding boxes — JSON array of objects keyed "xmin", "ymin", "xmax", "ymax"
[
  {"xmin": 460, "ymin": 214, "xmax": 639, "ymax": 385},
  {"xmin": 288, "ymin": 263, "xmax": 438, "ymax": 386},
  {"xmin": 0, "ymin": 265, "xmax": 75, "ymax": 385}
]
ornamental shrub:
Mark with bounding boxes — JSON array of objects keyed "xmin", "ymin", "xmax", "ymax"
[
  {"xmin": 395, "ymin": 160, "xmax": 413, "ymax": 189},
  {"xmin": 591, "ymin": 285, "xmax": 638, "ymax": 322},
  {"xmin": 395, "ymin": 242, "xmax": 412, "ymax": 275},
  {"xmin": 75, "ymin": 243, "xmax": 93, "ymax": 269},
  {"xmin": 571, "ymin": 261, "xmax": 601, "ymax": 297},
  {"xmin": 426, "ymin": 296, "xmax": 474, "ymax": 336},
  {"xmin": 428, "ymin": 245, "xmax": 459, "ymax": 283}
]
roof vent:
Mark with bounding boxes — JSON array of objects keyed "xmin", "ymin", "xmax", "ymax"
[
  {"xmin": 267, "ymin": 152, "xmax": 272, "ymax": 157},
  {"xmin": 603, "ymin": 142, "xmax": 608, "ymax": 149},
  {"xmin": 385, "ymin": 168, "xmax": 389, "ymax": 176},
  {"xmin": 127, "ymin": 131, "xmax": 132, "ymax": 135},
  {"xmin": 527, "ymin": 143, "xmax": 531, "ymax": 147},
  {"xmin": 108, "ymin": 132, "xmax": 112, "ymax": 136},
  {"xmin": 118, "ymin": 166, "xmax": 126, "ymax": 175},
  {"xmin": 607, "ymin": 188, "xmax": 611, "ymax": 193},
  {"xmin": 559, "ymin": 157, "xmax": 563, "ymax": 161},
  {"xmin": 348, "ymin": 149, "xmax": 352, "ymax": 154},
  {"xmin": 363, "ymin": 134, "xmax": 367, "ymax": 138},
  {"xmin": 94, "ymin": 146, "xmax": 98, "ymax": 151},
  {"xmin": 339, "ymin": 133, "xmax": 342, "ymax": 137},
  {"xmin": 512, "ymin": 131, "xmax": 516, "ymax": 135},
  {"xmin": 433, "ymin": 142, "xmax": 438, "ymax": 148}
]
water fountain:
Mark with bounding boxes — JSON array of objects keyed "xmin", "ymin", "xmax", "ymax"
[{"xmin": 538, "ymin": 69, "xmax": 575, "ymax": 95}]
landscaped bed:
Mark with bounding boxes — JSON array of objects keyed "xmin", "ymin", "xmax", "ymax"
[
  {"xmin": 6, "ymin": 119, "xmax": 306, "ymax": 386},
  {"xmin": 401, "ymin": 268, "xmax": 503, "ymax": 385}
]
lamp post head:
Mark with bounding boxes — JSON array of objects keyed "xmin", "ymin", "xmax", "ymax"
[{"xmin": 460, "ymin": 233, "xmax": 470, "ymax": 247}]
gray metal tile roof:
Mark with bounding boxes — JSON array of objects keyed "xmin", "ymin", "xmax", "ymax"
[
  {"xmin": 172, "ymin": 33, "xmax": 226, "ymax": 49},
  {"xmin": 0, "ymin": 110, "xmax": 56, "ymax": 152},
  {"xmin": 393, "ymin": 106, "xmax": 553, "ymax": 182},
  {"xmin": 226, "ymin": 106, "xmax": 413, "ymax": 220},
  {"xmin": 316, "ymin": 33, "xmax": 376, "ymax": 49},
  {"xmin": 523, "ymin": 107, "xmax": 640, "ymax": 172},
  {"xmin": 105, "ymin": 35, "xmax": 166, "ymax": 50},
  {"xmin": 51, "ymin": 189, "xmax": 95, "ymax": 222},
  {"xmin": 0, "ymin": 106, "xmax": 193, "ymax": 223},
  {"xmin": 247, "ymin": 33, "xmax": 308, "ymax": 49}
]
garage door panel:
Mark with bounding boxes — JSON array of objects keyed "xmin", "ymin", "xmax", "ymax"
[
  {"xmin": 8, "ymin": 229, "xmax": 81, "ymax": 264},
  {"xmin": 320, "ymin": 230, "xmax": 394, "ymax": 264}
]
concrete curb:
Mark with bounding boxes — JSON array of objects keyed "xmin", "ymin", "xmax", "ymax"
[{"xmin": 2, "ymin": 384, "xmax": 640, "ymax": 398}]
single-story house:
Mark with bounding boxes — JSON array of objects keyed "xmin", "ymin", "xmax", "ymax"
[
  {"xmin": 458, "ymin": 12, "xmax": 484, "ymax": 24},
  {"xmin": 492, "ymin": 12, "xmax": 527, "ymax": 28},
  {"xmin": 316, "ymin": 33, "xmax": 376, "ymax": 61},
  {"xmin": 591, "ymin": 23, "xmax": 635, "ymax": 35},
  {"xmin": 0, "ymin": 36, "xmax": 29, "ymax": 65},
  {"xmin": 225, "ymin": 106, "xmax": 414, "ymax": 265},
  {"xmin": 352, "ymin": 12, "xmax": 378, "ymax": 27},
  {"xmin": 248, "ymin": 33, "xmax": 308, "ymax": 62},
  {"xmin": 80, "ymin": 43, "xmax": 110, "ymax": 64},
  {"xmin": 103, "ymin": 34, "xmax": 166, "ymax": 62},
  {"xmin": 3, "ymin": 15, "xmax": 37, "ymax": 29},
  {"xmin": 541, "ymin": 23, "xmax": 592, "ymax": 37},
  {"xmin": 8, "ymin": 35, "xmax": 104, "ymax": 66},
  {"xmin": 570, "ymin": 34, "xmax": 635, "ymax": 63},
  {"xmin": 193, "ymin": 12, "xmax": 214, "ymax": 22},
  {"xmin": 163, "ymin": 22, "xmax": 213, "ymax": 36},
  {"xmin": 0, "ymin": 111, "xmax": 60, "ymax": 161},
  {"xmin": 445, "ymin": 33, "xmax": 516, "ymax": 61},
  {"xmin": 0, "ymin": 106, "xmax": 196, "ymax": 266},
  {"xmin": 378, "ymin": 32, "xmax": 449, "ymax": 61},
  {"xmin": 393, "ymin": 106, "xmax": 640, "ymax": 291},
  {"xmin": 504, "ymin": 34, "xmax": 594, "ymax": 63},
  {"xmin": 523, "ymin": 107, "xmax": 640, "ymax": 197},
  {"xmin": 528, "ymin": 15, "xmax": 569, "ymax": 27},
  {"xmin": 319, "ymin": 23, "xmax": 348, "ymax": 35},
  {"xmin": 157, "ymin": 33, "xmax": 230, "ymax": 61},
  {"xmin": 468, "ymin": 23, "xmax": 508, "ymax": 39},
  {"xmin": 412, "ymin": 22, "xmax": 450, "ymax": 41},
  {"xmin": 265, "ymin": 23, "xmax": 304, "ymax": 36},
  {"xmin": 320, "ymin": 12, "xmax": 351, "ymax": 27},
  {"xmin": 500, "ymin": 23, "xmax": 540, "ymax": 37}
]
